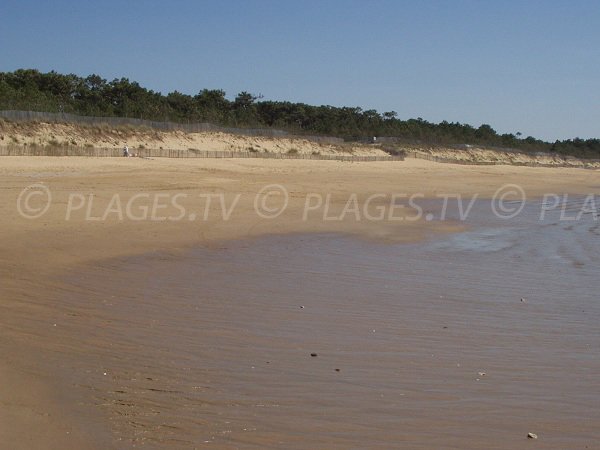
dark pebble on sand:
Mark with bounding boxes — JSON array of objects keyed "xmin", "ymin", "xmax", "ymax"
[{"xmin": 310, "ymin": 353, "xmax": 318, "ymax": 357}]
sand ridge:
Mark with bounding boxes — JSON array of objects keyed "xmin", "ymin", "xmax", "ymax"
[
  {"xmin": 0, "ymin": 120, "xmax": 386, "ymax": 156},
  {"xmin": 3, "ymin": 120, "xmax": 599, "ymax": 167}
]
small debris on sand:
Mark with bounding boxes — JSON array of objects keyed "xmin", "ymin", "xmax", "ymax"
[
  {"xmin": 527, "ymin": 432, "xmax": 538, "ymax": 439},
  {"xmin": 310, "ymin": 353, "xmax": 318, "ymax": 357},
  {"xmin": 334, "ymin": 368, "xmax": 340, "ymax": 372},
  {"xmin": 520, "ymin": 298, "xmax": 527, "ymax": 302},
  {"xmin": 478, "ymin": 372, "xmax": 486, "ymax": 377}
]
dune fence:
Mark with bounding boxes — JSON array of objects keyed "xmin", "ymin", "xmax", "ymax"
[{"xmin": 0, "ymin": 144, "xmax": 403, "ymax": 162}]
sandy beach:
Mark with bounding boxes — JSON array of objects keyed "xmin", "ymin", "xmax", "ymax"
[{"xmin": 1, "ymin": 156, "xmax": 599, "ymax": 448}]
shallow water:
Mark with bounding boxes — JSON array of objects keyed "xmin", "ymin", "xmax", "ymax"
[{"xmin": 46, "ymin": 197, "xmax": 600, "ymax": 448}]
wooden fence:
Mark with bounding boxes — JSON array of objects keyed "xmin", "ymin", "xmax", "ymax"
[{"xmin": 0, "ymin": 145, "xmax": 403, "ymax": 162}]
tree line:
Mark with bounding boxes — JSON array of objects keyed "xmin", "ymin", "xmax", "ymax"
[{"xmin": 1, "ymin": 69, "xmax": 598, "ymax": 158}]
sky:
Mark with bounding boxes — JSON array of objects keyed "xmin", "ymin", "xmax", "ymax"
[{"xmin": 1, "ymin": 0, "xmax": 599, "ymax": 141}]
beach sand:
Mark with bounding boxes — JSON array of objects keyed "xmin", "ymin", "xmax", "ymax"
[{"xmin": 1, "ymin": 157, "xmax": 598, "ymax": 448}]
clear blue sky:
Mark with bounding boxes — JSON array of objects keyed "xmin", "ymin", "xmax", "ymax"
[{"xmin": 2, "ymin": 0, "xmax": 599, "ymax": 141}]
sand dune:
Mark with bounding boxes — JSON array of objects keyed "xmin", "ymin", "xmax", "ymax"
[
  {"xmin": 3, "ymin": 119, "xmax": 599, "ymax": 167},
  {"xmin": 406, "ymin": 146, "xmax": 600, "ymax": 168},
  {"xmin": 0, "ymin": 120, "xmax": 386, "ymax": 156}
]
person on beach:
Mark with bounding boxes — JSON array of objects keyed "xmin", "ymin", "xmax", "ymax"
[{"xmin": 123, "ymin": 145, "xmax": 130, "ymax": 157}]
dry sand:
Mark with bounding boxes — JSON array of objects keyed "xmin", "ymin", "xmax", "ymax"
[{"xmin": 0, "ymin": 156, "xmax": 598, "ymax": 448}]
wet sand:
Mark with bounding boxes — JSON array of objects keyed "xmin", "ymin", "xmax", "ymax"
[{"xmin": 1, "ymin": 157, "xmax": 599, "ymax": 448}]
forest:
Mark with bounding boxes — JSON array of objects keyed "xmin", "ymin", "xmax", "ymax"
[{"xmin": 1, "ymin": 69, "xmax": 598, "ymax": 158}]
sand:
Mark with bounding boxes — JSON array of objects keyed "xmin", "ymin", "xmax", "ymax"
[{"xmin": 0, "ymin": 156, "xmax": 598, "ymax": 448}]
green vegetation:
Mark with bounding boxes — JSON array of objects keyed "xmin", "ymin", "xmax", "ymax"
[{"xmin": 1, "ymin": 69, "xmax": 599, "ymax": 158}]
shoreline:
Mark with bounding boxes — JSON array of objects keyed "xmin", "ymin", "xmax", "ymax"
[
  {"xmin": 1, "ymin": 157, "xmax": 598, "ymax": 447},
  {"xmin": 23, "ymin": 224, "xmax": 600, "ymax": 448}
]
